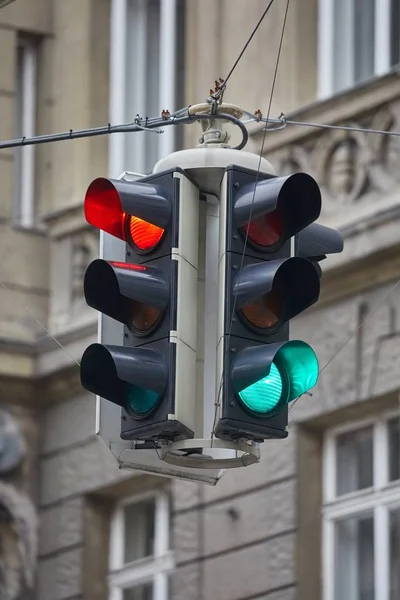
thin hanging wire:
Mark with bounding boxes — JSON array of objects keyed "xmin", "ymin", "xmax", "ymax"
[
  {"xmin": 289, "ymin": 278, "xmax": 400, "ymax": 413},
  {"xmin": 0, "ymin": 281, "xmax": 81, "ymax": 367},
  {"xmin": 215, "ymin": 0, "xmax": 277, "ymax": 96}
]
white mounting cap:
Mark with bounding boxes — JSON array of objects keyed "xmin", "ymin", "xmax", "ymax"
[{"xmin": 153, "ymin": 147, "xmax": 275, "ymax": 196}]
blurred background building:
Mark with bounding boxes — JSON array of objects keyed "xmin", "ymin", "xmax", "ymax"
[{"xmin": 0, "ymin": 0, "xmax": 399, "ymax": 599}]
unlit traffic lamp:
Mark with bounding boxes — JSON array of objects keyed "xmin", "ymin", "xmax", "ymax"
[
  {"xmin": 80, "ymin": 169, "xmax": 199, "ymax": 442},
  {"xmin": 215, "ymin": 165, "xmax": 342, "ymax": 441}
]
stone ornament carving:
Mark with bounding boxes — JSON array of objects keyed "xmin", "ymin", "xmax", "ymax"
[
  {"xmin": 275, "ymin": 145, "xmax": 312, "ymax": 178},
  {"xmin": 265, "ymin": 100, "xmax": 400, "ymax": 217},
  {"xmin": 71, "ymin": 230, "xmax": 98, "ymax": 303},
  {"xmin": 313, "ymin": 124, "xmax": 369, "ymax": 206},
  {"xmin": 0, "ymin": 410, "xmax": 37, "ymax": 600},
  {"xmin": 0, "ymin": 411, "xmax": 25, "ymax": 475},
  {"xmin": 368, "ymin": 105, "xmax": 400, "ymax": 191}
]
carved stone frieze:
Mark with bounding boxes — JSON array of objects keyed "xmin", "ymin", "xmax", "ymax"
[
  {"xmin": 0, "ymin": 409, "xmax": 37, "ymax": 600},
  {"xmin": 71, "ymin": 230, "xmax": 98, "ymax": 305},
  {"xmin": 368, "ymin": 105, "xmax": 400, "ymax": 191},
  {"xmin": 263, "ymin": 96, "xmax": 400, "ymax": 219},
  {"xmin": 313, "ymin": 124, "xmax": 369, "ymax": 207},
  {"xmin": 274, "ymin": 144, "xmax": 312, "ymax": 177}
]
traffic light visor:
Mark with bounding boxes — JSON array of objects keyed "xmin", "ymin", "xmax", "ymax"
[
  {"xmin": 234, "ymin": 172, "xmax": 321, "ymax": 250},
  {"xmin": 84, "ymin": 259, "xmax": 169, "ymax": 335},
  {"xmin": 80, "ymin": 343, "xmax": 168, "ymax": 416},
  {"xmin": 234, "ymin": 258, "xmax": 320, "ymax": 332},
  {"xmin": 84, "ymin": 178, "xmax": 126, "ymax": 241}
]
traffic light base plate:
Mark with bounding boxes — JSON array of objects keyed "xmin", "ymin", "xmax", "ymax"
[{"xmin": 158, "ymin": 438, "xmax": 261, "ymax": 469}]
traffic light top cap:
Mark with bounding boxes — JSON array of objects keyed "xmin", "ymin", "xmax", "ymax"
[
  {"xmin": 84, "ymin": 176, "xmax": 172, "ymax": 243},
  {"xmin": 234, "ymin": 172, "xmax": 322, "ymax": 241}
]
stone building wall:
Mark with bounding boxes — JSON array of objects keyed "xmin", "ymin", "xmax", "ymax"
[{"xmin": 0, "ymin": 1, "xmax": 399, "ymax": 599}]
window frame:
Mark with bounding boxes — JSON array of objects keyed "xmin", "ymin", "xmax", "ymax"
[
  {"xmin": 14, "ymin": 34, "xmax": 38, "ymax": 229},
  {"xmin": 108, "ymin": 0, "xmax": 182, "ymax": 179},
  {"xmin": 322, "ymin": 411, "xmax": 400, "ymax": 600},
  {"xmin": 317, "ymin": 0, "xmax": 394, "ymax": 99},
  {"xmin": 108, "ymin": 490, "xmax": 174, "ymax": 600}
]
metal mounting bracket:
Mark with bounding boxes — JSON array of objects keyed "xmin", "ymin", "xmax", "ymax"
[{"xmin": 158, "ymin": 438, "xmax": 261, "ymax": 469}]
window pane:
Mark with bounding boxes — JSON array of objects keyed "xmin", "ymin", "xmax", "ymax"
[
  {"xmin": 125, "ymin": 0, "xmax": 160, "ymax": 175},
  {"xmin": 336, "ymin": 426, "xmax": 373, "ymax": 495},
  {"xmin": 333, "ymin": 0, "xmax": 353, "ymax": 92},
  {"xmin": 335, "ymin": 513, "xmax": 374, "ymax": 600},
  {"xmin": 388, "ymin": 417, "xmax": 400, "ymax": 481},
  {"xmin": 123, "ymin": 581, "xmax": 153, "ymax": 600},
  {"xmin": 124, "ymin": 499, "xmax": 155, "ymax": 563},
  {"xmin": 391, "ymin": 0, "xmax": 400, "ymax": 66},
  {"xmin": 354, "ymin": 0, "xmax": 375, "ymax": 84},
  {"xmin": 390, "ymin": 507, "xmax": 400, "ymax": 600}
]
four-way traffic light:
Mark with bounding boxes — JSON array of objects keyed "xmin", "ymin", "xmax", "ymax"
[
  {"xmin": 214, "ymin": 165, "xmax": 342, "ymax": 442},
  {"xmin": 80, "ymin": 169, "xmax": 200, "ymax": 442},
  {"xmin": 80, "ymin": 160, "xmax": 343, "ymax": 449}
]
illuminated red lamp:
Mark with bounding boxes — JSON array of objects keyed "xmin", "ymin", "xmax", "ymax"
[
  {"xmin": 242, "ymin": 210, "xmax": 284, "ymax": 249},
  {"xmin": 128, "ymin": 216, "xmax": 164, "ymax": 252},
  {"xmin": 84, "ymin": 178, "xmax": 164, "ymax": 252}
]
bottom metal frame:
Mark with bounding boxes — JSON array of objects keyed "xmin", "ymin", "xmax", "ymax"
[{"xmin": 158, "ymin": 438, "xmax": 261, "ymax": 469}]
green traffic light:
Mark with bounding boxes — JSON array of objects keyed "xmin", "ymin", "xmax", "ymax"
[
  {"xmin": 125, "ymin": 384, "xmax": 160, "ymax": 416},
  {"xmin": 237, "ymin": 341, "xmax": 319, "ymax": 415},
  {"xmin": 239, "ymin": 362, "xmax": 283, "ymax": 414}
]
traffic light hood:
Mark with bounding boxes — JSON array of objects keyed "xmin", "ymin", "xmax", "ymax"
[
  {"xmin": 233, "ymin": 256, "xmax": 320, "ymax": 328},
  {"xmin": 80, "ymin": 343, "xmax": 168, "ymax": 413},
  {"xmin": 84, "ymin": 259, "xmax": 170, "ymax": 333},
  {"xmin": 234, "ymin": 172, "xmax": 322, "ymax": 245}
]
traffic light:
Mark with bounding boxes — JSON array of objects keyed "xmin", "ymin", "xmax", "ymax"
[
  {"xmin": 215, "ymin": 164, "xmax": 330, "ymax": 442},
  {"xmin": 80, "ymin": 169, "xmax": 200, "ymax": 442}
]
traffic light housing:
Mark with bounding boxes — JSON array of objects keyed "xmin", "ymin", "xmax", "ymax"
[
  {"xmin": 215, "ymin": 165, "xmax": 327, "ymax": 442},
  {"xmin": 80, "ymin": 169, "xmax": 200, "ymax": 442}
]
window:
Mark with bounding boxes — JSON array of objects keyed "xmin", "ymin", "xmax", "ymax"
[
  {"xmin": 323, "ymin": 413, "xmax": 400, "ymax": 600},
  {"xmin": 109, "ymin": 0, "xmax": 185, "ymax": 178},
  {"xmin": 14, "ymin": 35, "xmax": 39, "ymax": 228},
  {"xmin": 109, "ymin": 491, "xmax": 173, "ymax": 600},
  {"xmin": 318, "ymin": 0, "xmax": 400, "ymax": 98}
]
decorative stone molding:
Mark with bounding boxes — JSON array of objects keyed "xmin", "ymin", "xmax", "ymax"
[
  {"xmin": 43, "ymin": 203, "xmax": 98, "ymax": 336},
  {"xmin": 251, "ymin": 72, "xmax": 400, "ymax": 220},
  {"xmin": 0, "ymin": 409, "xmax": 37, "ymax": 600},
  {"xmin": 249, "ymin": 73, "xmax": 400, "ymax": 307},
  {"xmin": 71, "ymin": 229, "xmax": 98, "ymax": 305}
]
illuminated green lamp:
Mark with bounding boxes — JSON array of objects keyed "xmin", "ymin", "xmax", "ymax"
[{"xmin": 233, "ymin": 341, "xmax": 319, "ymax": 415}]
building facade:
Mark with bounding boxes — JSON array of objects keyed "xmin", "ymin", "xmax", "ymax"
[{"xmin": 0, "ymin": 1, "xmax": 399, "ymax": 599}]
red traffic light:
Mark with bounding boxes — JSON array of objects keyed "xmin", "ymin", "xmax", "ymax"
[
  {"xmin": 84, "ymin": 177, "xmax": 171, "ymax": 253},
  {"xmin": 242, "ymin": 210, "xmax": 284, "ymax": 249},
  {"xmin": 128, "ymin": 215, "xmax": 164, "ymax": 252}
]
